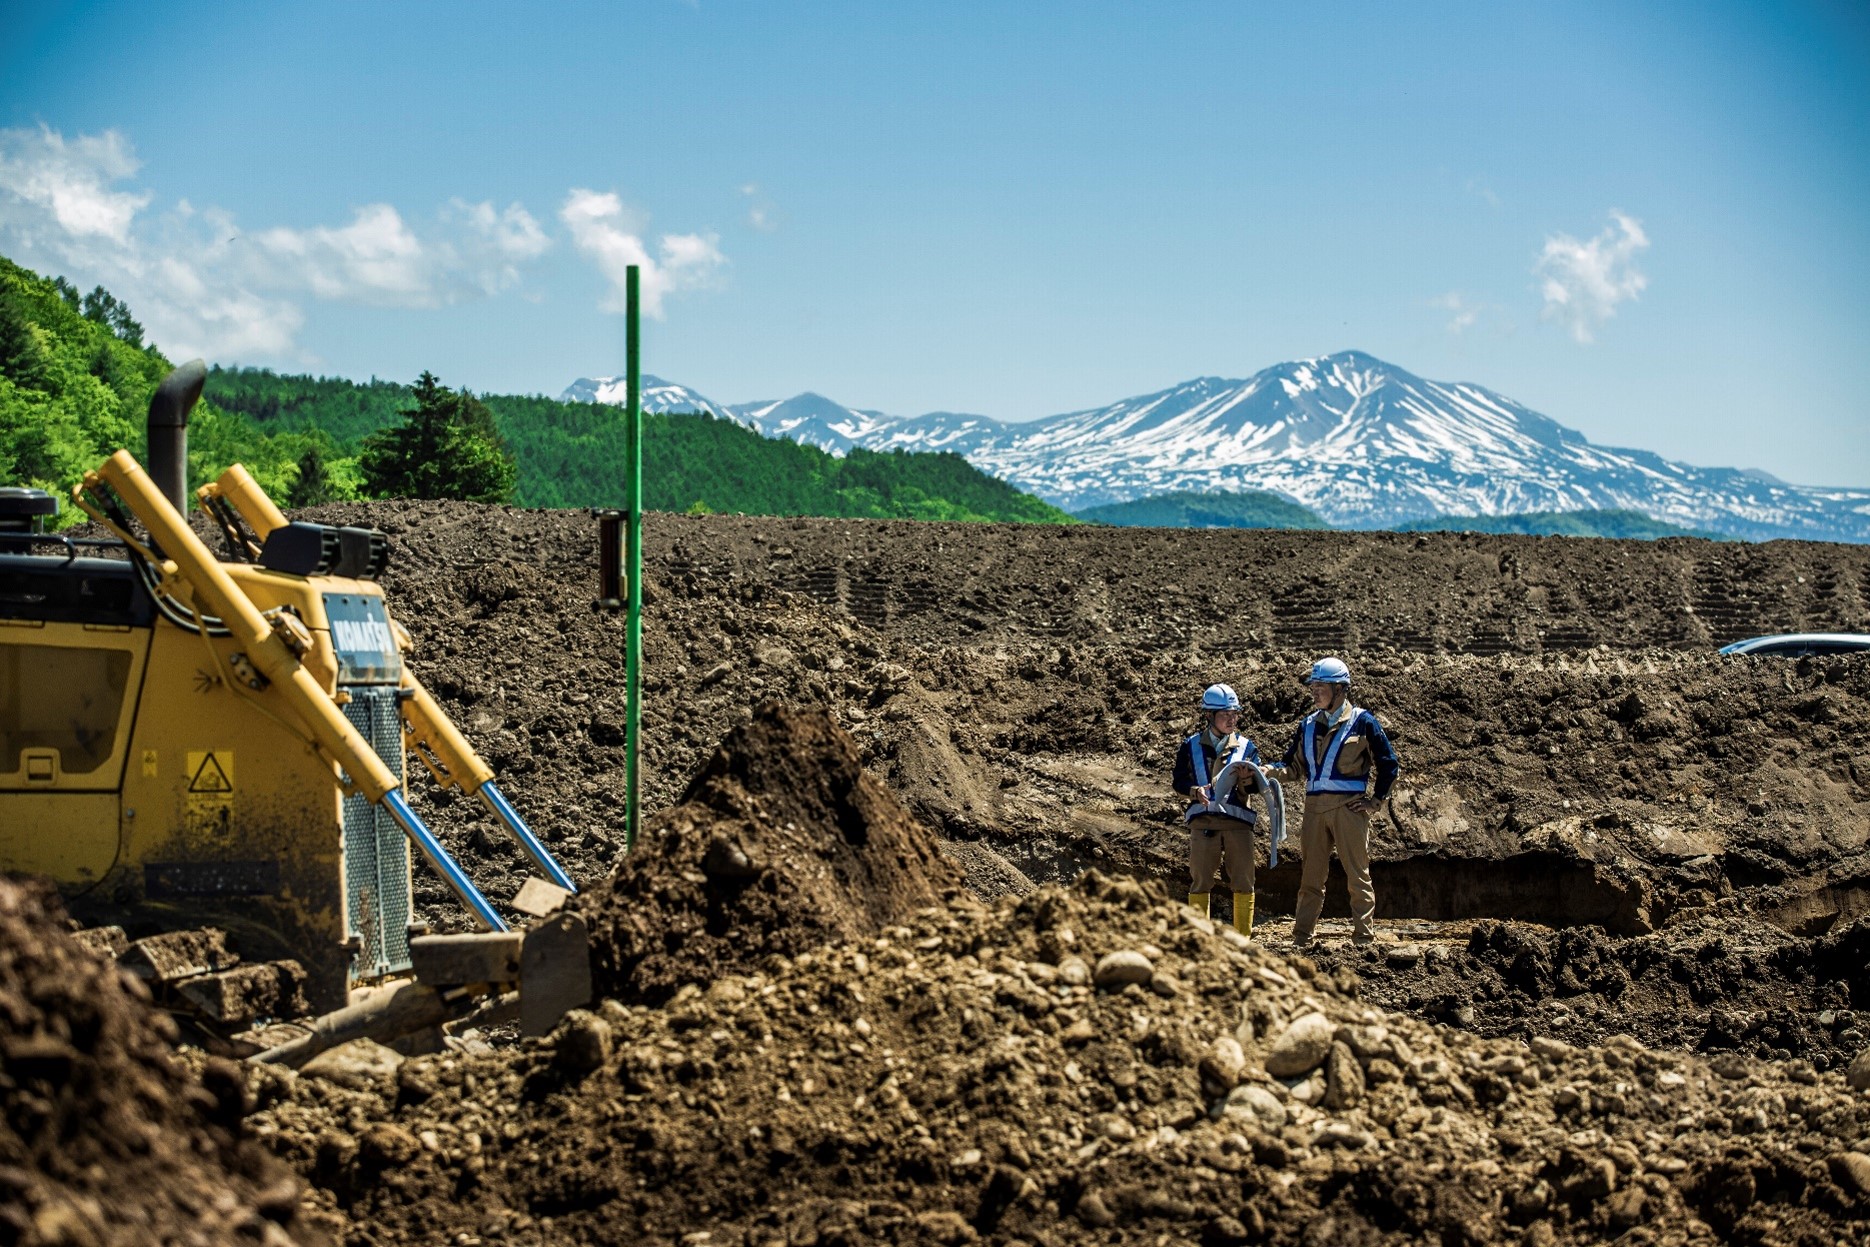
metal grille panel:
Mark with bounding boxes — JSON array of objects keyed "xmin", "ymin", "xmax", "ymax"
[{"xmin": 340, "ymin": 686, "xmax": 413, "ymax": 980}]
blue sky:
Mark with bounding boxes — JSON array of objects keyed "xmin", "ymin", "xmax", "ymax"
[{"xmin": 3, "ymin": 1, "xmax": 1867, "ymax": 485}]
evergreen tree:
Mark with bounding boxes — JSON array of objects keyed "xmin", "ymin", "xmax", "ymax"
[
  {"xmin": 0, "ymin": 289, "xmax": 52, "ymax": 391},
  {"xmin": 358, "ymin": 371, "xmax": 517, "ymax": 504},
  {"xmin": 287, "ymin": 445, "xmax": 335, "ymax": 507},
  {"xmin": 80, "ymin": 285, "xmax": 144, "ymax": 347}
]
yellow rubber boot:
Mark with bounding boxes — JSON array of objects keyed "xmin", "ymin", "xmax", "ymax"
[
  {"xmin": 1188, "ymin": 892, "xmax": 1209, "ymax": 917},
  {"xmin": 1234, "ymin": 894, "xmax": 1255, "ymax": 939}
]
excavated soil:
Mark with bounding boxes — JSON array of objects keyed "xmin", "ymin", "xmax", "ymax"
[
  {"xmin": 279, "ymin": 503, "xmax": 1869, "ymax": 1065},
  {"xmin": 241, "ymin": 711, "xmax": 1870, "ymax": 1246},
  {"xmin": 0, "ymin": 877, "xmax": 324, "ymax": 1246},
  {"xmin": 30, "ymin": 503, "xmax": 1870, "ymax": 1243},
  {"xmin": 576, "ymin": 703, "xmax": 963, "ymax": 1006}
]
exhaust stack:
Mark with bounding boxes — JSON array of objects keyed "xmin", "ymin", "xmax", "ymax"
[{"xmin": 146, "ymin": 359, "xmax": 208, "ymax": 514}]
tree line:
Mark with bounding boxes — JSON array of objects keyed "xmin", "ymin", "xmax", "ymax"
[{"xmin": 1, "ymin": 254, "xmax": 1072, "ymax": 525}]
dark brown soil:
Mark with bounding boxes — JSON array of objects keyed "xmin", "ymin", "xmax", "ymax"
[
  {"xmin": 577, "ymin": 703, "xmax": 963, "ymax": 1006},
  {"xmin": 0, "ymin": 877, "xmax": 325, "ymax": 1246},
  {"xmin": 48, "ymin": 502, "xmax": 1870, "ymax": 1244},
  {"xmin": 279, "ymin": 502, "xmax": 1869, "ymax": 1066},
  {"xmin": 1303, "ymin": 908, "xmax": 1869, "ymax": 1069},
  {"xmin": 242, "ymin": 719, "xmax": 1870, "ymax": 1245}
]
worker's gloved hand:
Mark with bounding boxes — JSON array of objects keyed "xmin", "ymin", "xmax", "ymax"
[
  {"xmin": 1348, "ymin": 796, "xmax": 1382, "ymax": 814},
  {"xmin": 1197, "ymin": 784, "xmax": 1215, "ymax": 804}
]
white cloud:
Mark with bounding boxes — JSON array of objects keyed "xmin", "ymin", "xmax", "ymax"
[
  {"xmin": 242, "ymin": 199, "xmax": 553, "ymax": 308},
  {"xmin": 560, "ymin": 188, "xmax": 726, "ymax": 317},
  {"xmin": 740, "ymin": 182, "xmax": 777, "ymax": 232},
  {"xmin": 1464, "ymin": 177, "xmax": 1501, "ymax": 209},
  {"xmin": 1431, "ymin": 291, "xmax": 1480, "ymax": 334},
  {"xmin": 0, "ymin": 125, "xmax": 150, "ymax": 244},
  {"xmin": 248, "ymin": 204, "xmax": 432, "ymax": 305},
  {"xmin": 0, "ymin": 124, "xmax": 562, "ymax": 361},
  {"xmin": 1535, "ymin": 211, "xmax": 1649, "ymax": 344}
]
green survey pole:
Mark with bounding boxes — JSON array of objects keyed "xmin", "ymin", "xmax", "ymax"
[{"xmin": 624, "ymin": 264, "xmax": 643, "ymax": 852}]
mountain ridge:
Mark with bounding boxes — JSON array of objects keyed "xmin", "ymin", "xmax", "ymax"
[{"xmin": 561, "ymin": 351, "xmax": 1870, "ymax": 543}]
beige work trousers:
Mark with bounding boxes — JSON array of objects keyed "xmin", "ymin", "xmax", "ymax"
[
  {"xmin": 1291, "ymin": 793, "xmax": 1375, "ymax": 941},
  {"xmin": 1187, "ymin": 815, "xmax": 1256, "ymax": 897}
]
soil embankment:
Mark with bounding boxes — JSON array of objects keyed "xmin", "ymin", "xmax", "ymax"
[
  {"xmin": 243, "ymin": 706, "xmax": 1870, "ymax": 1245},
  {"xmin": 299, "ymin": 503, "xmax": 1868, "ymax": 1065},
  {"xmin": 27, "ymin": 503, "xmax": 1867, "ymax": 1243}
]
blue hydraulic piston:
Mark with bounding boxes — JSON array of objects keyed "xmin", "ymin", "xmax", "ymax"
[
  {"xmin": 479, "ymin": 781, "xmax": 577, "ymax": 894},
  {"xmin": 382, "ymin": 789, "xmax": 510, "ymax": 932}
]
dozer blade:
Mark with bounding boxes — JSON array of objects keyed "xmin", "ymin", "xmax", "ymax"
[{"xmin": 120, "ymin": 928, "xmax": 237, "ymax": 983}]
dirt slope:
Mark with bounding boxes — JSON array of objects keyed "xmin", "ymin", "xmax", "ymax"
[
  {"xmin": 0, "ymin": 878, "xmax": 324, "ymax": 1246},
  {"xmin": 577, "ymin": 703, "xmax": 963, "ymax": 1006},
  {"xmin": 273, "ymin": 502, "xmax": 1869, "ymax": 1064},
  {"xmin": 245, "ymin": 710, "xmax": 1870, "ymax": 1246}
]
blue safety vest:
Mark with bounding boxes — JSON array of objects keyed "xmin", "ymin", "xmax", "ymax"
[
  {"xmin": 1184, "ymin": 733, "xmax": 1258, "ymax": 825},
  {"xmin": 1300, "ymin": 706, "xmax": 1371, "ymax": 795}
]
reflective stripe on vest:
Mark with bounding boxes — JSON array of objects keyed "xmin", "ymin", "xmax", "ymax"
[
  {"xmin": 1302, "ymin": 706, "xmax": 1369, "ymax": 794},
  {"xmin": 1185, "ymin": 733, "xmax": 1258, "ymax": 825}
]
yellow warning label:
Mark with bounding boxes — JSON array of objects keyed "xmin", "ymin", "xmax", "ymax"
[
  {"xmin": 186, "ymin": 751, "xmax": 234, "ymax": 794},
  {"xmin": 141, "ymin": 749, "xmax": 158, "ymax": 779}
]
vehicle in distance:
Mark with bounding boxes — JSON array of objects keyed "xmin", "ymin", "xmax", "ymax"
[{"xmin": 1717, "ymin": 633, "xmax": 1870, "ymax": 657}]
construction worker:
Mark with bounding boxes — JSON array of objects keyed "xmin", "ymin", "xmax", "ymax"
[
  {"xmin": 1271, "ymin": 657, "xmax": 1399, "ymax": 948},
  {"xmin": 1171, "ymin": 683, "xmax": 1264, "ymax": 937}
]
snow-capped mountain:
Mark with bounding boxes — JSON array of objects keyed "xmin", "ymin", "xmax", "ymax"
[
  {"xmin": 564, "ymin": 352, "xmax": 1870, "ymax": 542},
  {"xmin": 726, "ymin": 393, "xmax": 898, "ymax": 449},
  {"xmin": 559, "ymin": 375, "xmax": 738, "ymax": 421}
]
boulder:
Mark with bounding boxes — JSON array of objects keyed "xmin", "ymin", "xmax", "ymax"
[
  {"xmin": 1265, "ymin": 1012, "xmax": 1336, "ymax": 1076},
  {"xmin": 300, "ymin": 1038, "xmax": 403, "ymax": 1091},
  {"xmin": 1093, "ymin": 950, "xmax": 1154, "ymax": 990},
  {"xmin": 1829, "ymin": 1152, "xmax": 1870, "ymax": 1202},
  {"xmin": 1199, "ymin": 1036, "xmax": 1247, "ymax": 1097},
  {"xmin": 552, "ymin": 1009, "xmax": 615, "ymax": 1077},
  {"xmin": 1324, "ymin": 1041, "xmax": 1366, "ymax": 1110},
  {"xmin": 1222, "ymin": 1083, "xmax": 1287, "ymax": 1131}
]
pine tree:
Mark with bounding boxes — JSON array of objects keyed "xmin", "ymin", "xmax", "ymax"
[
  {"xmin": 79, "ymin": 286, "xmax": 144, "ymax": 347},
  {"xmin": 0, "ymin": 290, "xmax": 52, "ymax": 391},
  {"xmin": 287, "ymin": 445, "xmax": 334, "ymax": 507},
  {"xmin": 358, "ymin": 371, "xmax": 517, "ymax": 504}
]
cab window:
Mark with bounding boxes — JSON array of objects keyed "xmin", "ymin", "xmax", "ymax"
[{"xmin": 0, "ymin": 643, "xmax": 133, "ymax": 775}]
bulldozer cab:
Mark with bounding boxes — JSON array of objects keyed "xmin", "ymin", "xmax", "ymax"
[
  {"xmin": 1, "ymin": 366, "xmax": 580, "ymax": 1031},
  {"xmin": 1, "ymin": 483, "xmax": 424, "ymax": 1009}
]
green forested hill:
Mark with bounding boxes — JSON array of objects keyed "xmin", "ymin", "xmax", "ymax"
[
  {"xmin": 0, "ymin": 257, "xmax": 346, "ymax": 515},
  {"xmin": 1393, "ymin": 509, "xmax": 1718, "ymax": 539},
  {"xmin": 0, "ymin": 256, "xmax": 151, "ymax": 498},
  {"xmin": 1, "ymin": 255, "xmax": 1072, "ymax": 524},
  {"xmin": 483, "ymin": 393, "xmax": 1071, "ymax": 520},
  {"xmin": 1074, "ymin": 489, "xmax": 1329, "ymax": 530},
  {"xmin": 205, "ymin": 373, "xmax": 1073, "ymax": 521}
]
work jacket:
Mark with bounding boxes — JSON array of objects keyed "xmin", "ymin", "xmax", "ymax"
[
  {"xmin": 1281, "ymin": 704, "xmax": 1400, "ymax": 799},
  {"xmin": 1172, "ymin": 730, "xmax": 1262, "ymax": 825}
]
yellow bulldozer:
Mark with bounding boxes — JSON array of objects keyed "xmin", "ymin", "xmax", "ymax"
[{"xmin": 1, "ymin": 362, "xmax": 589, "ymax": 1059}]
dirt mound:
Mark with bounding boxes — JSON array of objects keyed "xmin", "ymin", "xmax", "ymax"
[
  {"xmin": 1301, "ymin": 912, "xmax": 1868, "ymax": 1068},
  {"xmin": 0, "ymin": 878, "xmax": 323, "ymax": 1246},
  {"xmin": 267, "ymin": 500, "xmax": 1868, "ymax": 1067},
  {"xmin": 292, "ymin": 502, "xmax": 1866, "ymax": 912},
  {"xmin": 576, "ymin": 703, "xmax": 963, "ymax": 1005},
  {"xmin": 252, "ymin": 870, "xmax": 1870, "ymax": 1245}
]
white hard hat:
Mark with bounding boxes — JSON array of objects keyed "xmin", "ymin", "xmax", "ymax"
[
  {"xmin": 1200, "ymin": 683, "xmax": 1242, "ymax": 712},
  {"xmin": 1305, "ymin": 657, "xmax": 1352, "ymax": 685}
]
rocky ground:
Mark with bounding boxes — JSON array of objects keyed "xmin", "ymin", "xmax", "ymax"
[
  {"xmin": 10, "ymin": 504, "xmax": 1869, "ymax": 1244},
  {"xmin": 325, "ymin": 503, "xmax": 1868, "ymax": 1065},
  {"xmin": 0, "ymin": 877, "xmax": 322, "ymax": 1246}
]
